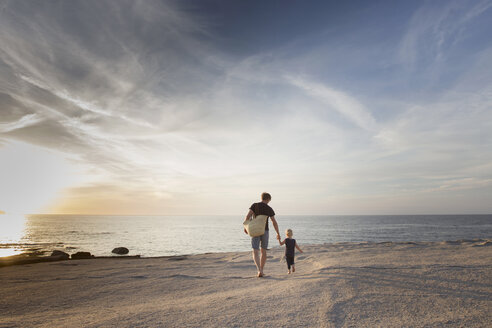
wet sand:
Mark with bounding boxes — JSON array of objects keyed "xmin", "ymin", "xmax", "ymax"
[{"xmin": 1, "ymin": 240, "xmax": 491, "ymax": 327}]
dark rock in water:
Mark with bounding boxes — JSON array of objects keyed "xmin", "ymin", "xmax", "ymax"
[
  {"xmin": 112, "ymin": 247, "xmax": 129, "ymax": 255},
  {"xmin": 51, "ymin": 250, "xmax": 69, "ymax": 260},
  {"xmin": 71, "ymin": 252, "xmax": 93, "ymax": 259}
]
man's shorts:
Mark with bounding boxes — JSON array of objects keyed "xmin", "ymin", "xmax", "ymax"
[{"xmin": 251, "ymin": 231, "xmax": 269, "ymax": 250}]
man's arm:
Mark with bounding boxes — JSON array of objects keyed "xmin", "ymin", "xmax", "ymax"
[
  {"xmin": 245, "ymin": 209, "xmax": 254, "ymax": 221},
  {"xmin": 270, "ymin": 216, "xmax": 281, "ymax": 240},
  {"xmin": 295, "ymin": 241, "xmax": 303, "ymax": 253},
  {"xmin": 243, "ymin": 209, "xmax": 254, "ymax": 234}
]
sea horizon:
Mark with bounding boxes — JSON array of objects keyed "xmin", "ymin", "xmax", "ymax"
[
  {"xmin": 6, "ymin": 212, "xmax": 492, "ymax": 217},
  {"xmin": 2, "ymin": 214, "xmax": 491, "ymax": 258}
]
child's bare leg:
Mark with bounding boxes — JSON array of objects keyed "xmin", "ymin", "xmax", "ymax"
[{"xmin": 292, "ymin": 264, "xmax": 295, "ymax": 273}]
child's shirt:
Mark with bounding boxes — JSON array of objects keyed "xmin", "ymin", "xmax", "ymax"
[{"xmin": 284, "ymin": 238, "xmax": 296, "ymax": 257}]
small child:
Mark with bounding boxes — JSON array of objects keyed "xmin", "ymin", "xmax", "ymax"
[{"xmin": 279, "ymin": 228, "xmax": 303, "ymax": 274}]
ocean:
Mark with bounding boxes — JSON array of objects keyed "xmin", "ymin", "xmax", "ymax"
[{"xmin": 1, "ymin": 214, "xmax": 491, "ymax": 257}]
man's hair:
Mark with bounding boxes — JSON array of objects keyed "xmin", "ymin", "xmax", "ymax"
[
  {"xmin": 261, "ymin": 192, "xmax": 271, "ymax": 201},
  {"xmin": 286, "ymin": 229, "xmax": 293, "ymax": 237}
]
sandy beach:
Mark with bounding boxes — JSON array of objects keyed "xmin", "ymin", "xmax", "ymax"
[{"xmin": 1, "ymin": 240, "xmax": 491, "ymax": 328}]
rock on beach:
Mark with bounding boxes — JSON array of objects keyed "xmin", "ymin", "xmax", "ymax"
[
  {"xmin": 51, "ymin": 250, "xmax": 70, "ymax": 260},
  {"xmin": 112, "ymin": 247, "xmax": 129, "ymax": 255},
  {"xmin": 71, "ymin": 252, "xmax": 93, "ymax": 259}
]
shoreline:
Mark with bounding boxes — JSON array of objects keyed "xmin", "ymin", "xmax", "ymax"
[{"xmin": 1, "ymin": 238, "xmax": 490, "ymax": 268}]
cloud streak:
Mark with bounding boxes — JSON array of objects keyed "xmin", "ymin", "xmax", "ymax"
[
  {"xmin": 0, "ymin": 114, "xmax": 43, "ymax": 133},
  {"xmin": 286, "ymin": 76, "xmax": 378, "ymax": 132},
  {"xmin": 1, "ymin": 0, "xmax": 492, "ymax": 214}
]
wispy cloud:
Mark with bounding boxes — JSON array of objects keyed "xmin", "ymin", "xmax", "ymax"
[
  {"xmin": 0, "ymin": 114, "xmax": 43, "ymax": 133},
  {"xmin": 398, "ymin": 0, "xmax": 492, "ymax": 67},
  {"xmin": 1, "ymin": 0, "xmax": 491, "ymax": 214},
  {"xmin": 286, "ymin": 76, "xmax": 378, "ymax": 132}
]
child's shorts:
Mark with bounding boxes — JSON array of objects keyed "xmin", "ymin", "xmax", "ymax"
[{"xmin": 286, "ymin": 255, "xmax": 295, "ymax": 268}]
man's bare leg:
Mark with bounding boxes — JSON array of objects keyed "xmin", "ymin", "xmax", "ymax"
[
  {"xmin": 259, "ymin": 248, "xmax": 267, "ymax": 275},
  {"xmin": 252, "ymin": 249, "xmax": 261, "ymax": 276}
]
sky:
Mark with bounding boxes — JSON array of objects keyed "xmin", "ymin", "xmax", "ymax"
[{"xmin": 1, "ymin": 0, "xmax": 492, "ymax": 215}]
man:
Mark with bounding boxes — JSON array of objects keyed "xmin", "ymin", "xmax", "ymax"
[{"xmin": 244, "ymin": 192, "xmax": 280, "ymax": 277}]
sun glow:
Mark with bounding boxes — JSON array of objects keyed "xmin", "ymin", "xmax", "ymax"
[
  {"xmin": 0, "ymin": 213, "xmax": 26, "ymax": 257},
  {"xmin": 0, "ymin": 141, "xmax": 81, "ymax": 215}
]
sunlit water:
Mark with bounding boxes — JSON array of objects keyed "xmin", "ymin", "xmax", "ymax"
[
  {"xmin": 0, "ymin": 214, "xmax": 26, "ymax": 257},
  {"xmin": 1, "ymin": 214, "xmax": 491, "ymax": 257}
]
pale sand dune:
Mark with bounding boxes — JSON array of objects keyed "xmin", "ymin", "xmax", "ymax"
[{"xmin": 1, "ymin": 241, "xmax": 491, "ymax": 327}]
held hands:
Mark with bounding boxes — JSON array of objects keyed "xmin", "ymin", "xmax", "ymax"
[{"xmin": 277, "ymin": 234, "xmax": 282, "ymax": 246}]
